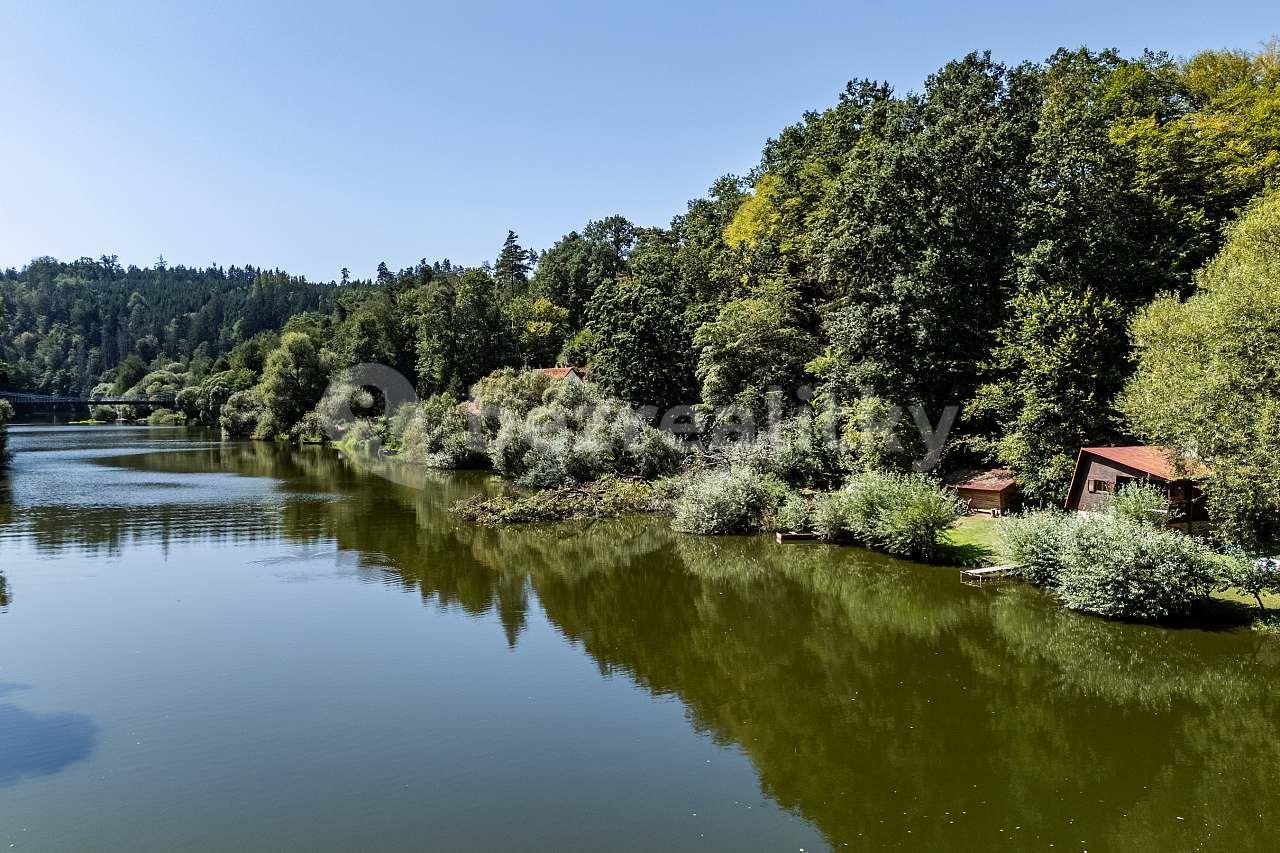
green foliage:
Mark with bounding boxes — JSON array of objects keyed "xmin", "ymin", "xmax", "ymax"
[
  {"xmin": 0, "ymin": 257, "xmax": 331, "ymax": 395},
  {"xmin": 471, "ymin": 367, "xmax": 556, "ymax": 434},
  {"xmin": 219, "ymin": 389, "xmax": 263, "ymax": 438},
  {"xmin": 584, "ymin": 237, "xmax": 696, "ymax": 410},
  {"xmin": 968, "ymin": 285, "xmax": 1128, "ymax": 504},
  {"xmin": 290, "ymin": 411, "xmax": 328, "ymax": 445},
  {"xmin": 454, "ymin": 477, "xmax": 655, "ymax": 525},
  {"xmin": 1056, "ymin": 516, "xmax": 1220, "ymax": 620},
  {"xmin": 1122, "ymin": 188, "xmax": 1280, "ymax": 551},
  {"xmin": 1219, "ymin": 557, "xmax": 1280, "ymax": 612},
  {"xmin": 0, "ymin": 399, "xmax": 12, "ymax": 463},
  {"xmin": 512, "ymin": 296, "xmax": 570, "ymax": 368},
  {"xmin": 1108, "ymin": 482, "xmax": 1172, "ymax": 526},
  {"xmin": 774, "ymin": 493, "xmax": 814, "ymax": 532},
  {"xmin": 812, "ymin": 472, "xmax": 964, "ymax": 560},
  {"xmin": 693, "ymin": 281, "xmax": 818, "ymax": 421},
  {"xmin": 146, "ymin": 408, "xmax": 185, "ymax": 426},
  {"xmin": 487, "ymin": 376, "xmax": 683, "ymax": 488},
  {"xmin": 256, "ymin": 332, "xmax": 329, "ymax": 436},
  {"xmin": 532, "ymin": 215, "xmax": 635, "ymax": 328},
  {"xmin": 494, "ymin": 230, "xmax": 532, "ymax": 294},
  {"xmin": 997, "ymin": 511, "xmax": 1072, "ymax": 586},
  {"xmin": 398, "ymin": 394, "xmax": 485, "ymax": 468},
  {"xmin": 671, "ymin": 466, "xmax": 789, "ymax": 535}
]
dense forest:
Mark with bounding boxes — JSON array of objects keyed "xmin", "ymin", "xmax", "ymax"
[{"xmin": 3, "ymin": 42, "xmax": 1279, "ymax": 547}]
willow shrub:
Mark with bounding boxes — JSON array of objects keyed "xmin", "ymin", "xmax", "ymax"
[
  {"xmin": 491, "ymin": 398, "xmax": 682, "ymax": 488},
  {"xmin": 998, "ymin": 511, "xmax": 1073, "ymax": 587},
  {"xmin": 398, "ymin": 394, "xmax": 485, "ymax": 469},
  {"xmin": 671, "ymin": 466, "xmax": 789, "ymax": 535},
  {"xmin": 1056, "ymin": 516, "xmax": 1220, "ymax": 620},
  {"xmin": 813, "ymin": 471, "xmax": 964, "ymax": 561}
]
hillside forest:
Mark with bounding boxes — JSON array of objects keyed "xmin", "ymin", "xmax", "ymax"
[{"xmin": 3, "ymin": 42, "xmax": 1279, "ymax": 549}]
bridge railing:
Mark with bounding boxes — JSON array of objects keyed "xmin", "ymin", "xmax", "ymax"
[{"xmin": 0, "ymin": 390, "xmax": 177, "ymax": 405}]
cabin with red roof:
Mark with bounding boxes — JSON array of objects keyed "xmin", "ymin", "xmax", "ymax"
[
  {"xmin": 949, "ymin": 468, "xmax": 1021, "ymax": 516},
  {"xmin": 1064, "ymin": 445, "xmax": 1210, "ymax": 528}
]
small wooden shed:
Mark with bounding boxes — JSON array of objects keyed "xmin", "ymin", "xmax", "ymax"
[{"xmin": 950, "ymin": 468, "xmax": 1021, "ymax": 516}]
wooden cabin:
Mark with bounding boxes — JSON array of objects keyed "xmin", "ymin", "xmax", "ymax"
[
  {"xmin": 1064, "ymin": 445, "xmax": 1210, "ymax": 530},
  {"xmin": 949, "ymin": 468, "xmax": 1021, "ymax": 516}
]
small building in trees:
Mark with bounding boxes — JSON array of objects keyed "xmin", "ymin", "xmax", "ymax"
[
  {"xmin": 950, "ymin": 468, "xmax": 1021, "ymax": 516},
  {"xmin": 535, "ymin": 366, "xmax": 585, "ymax": 383},
  {"xmin": 1064, "ymin": 445, "xmax": 1210, "ymax": 529}
]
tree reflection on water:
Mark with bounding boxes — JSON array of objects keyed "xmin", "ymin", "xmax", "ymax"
[{"xmin": 5, "ymin": 437, "xmax": 1280, "ymax": 849}]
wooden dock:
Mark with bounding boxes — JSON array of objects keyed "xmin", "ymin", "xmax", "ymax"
[
  {"xmin": 960, "ymin": 565, "xmax": 1015, "ymax": 585},
  {"xmin": 776, "ymin": 531, "xmax": 819, "ymax": 543}
]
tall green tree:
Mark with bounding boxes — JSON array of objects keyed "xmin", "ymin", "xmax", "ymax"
[
  {"xmin": 967, "ymin": 285, "xmax": 1129, "ymax": 503},
  {"xmin": 812, "ymin": 53, "xmax": 1040, "ymax": 410},
  {"xmin": 584, "ymin": 236, "xmax": 696, "ymax": 410},
  {"xmin": 256, "ymin": 332, "xmax": 330, "ymax": 438},
  {"xmin": 494, "ymin": 231, "xmax": 532, "ymax": 295},
  {"xmin": 693, "ymin": 280, "xmax": 818, "ymax": 420},
  {"xmin": 1121, "ymin": 189, "xmax": 1280, "ymax": 550},
  {"xmin": 532, "ymin": 216, "xmax": 635, "ymax": 328}
]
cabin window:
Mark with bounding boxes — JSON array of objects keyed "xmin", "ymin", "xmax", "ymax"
[
  {"xmin": 1115, "ymin": 476, "xmax": 1137, "ymax": 491},
  {"xmin": 1089, "ymin": 479, "xmax": 1114, "ymax": 494}
]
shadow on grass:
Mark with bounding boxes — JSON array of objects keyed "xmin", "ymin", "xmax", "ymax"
[
  {"xmin": 932, "ymin": 540, "xmax": 996, "ymax": 568},
  {"xmin": 1162, "ymin": 597, "xmax": 1273, "ymax": 632}
]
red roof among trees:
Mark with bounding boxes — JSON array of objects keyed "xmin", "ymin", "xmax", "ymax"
[
  {"xmin": 1079, "ymin": 446, "xmax": 1207, "ymax": 481},
  {"xmin": 536, "ymin": 366, "xmax": 583, "ymax": 380}
]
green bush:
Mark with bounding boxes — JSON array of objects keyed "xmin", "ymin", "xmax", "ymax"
[
  {"xmin": 489, "ymin": 391, "xmax": 682, "ymax": 486},
  {"xmin": 146, "ymin": 408, "xmax": 185, "ymax": 426},
  {"xmin": 490, "ymin": 414, "xmax": 536, "ymax": 479},
  {"xmin": 90, "ymin": 405, "xmax": 118, "ymax": 422},
  {"xmin": 997, "ymin": 511, "xmax": 1072, "ymax": 587},
  {"xmin": 291, "ymin": 410, "xmax": 329, "ymax": 444},
  {"xmin": 219, "ymin": 389, "xmax": 264, "ymax": 438},
  {"xmin": 471, "ymin": 368, "xmax": 556, "ymax": 435},
  {"xmin": 812, "ymin": 490, "xmax": 858, "ymax": 540},
  {"xmin": 340, "ymin": 419, "xmax": 383, "ymax": 455},
  {"xmin": 1219, "ymin": 556, "xmax": 1280, "ymax": 611},
  {"xmin": 518, "ymin": 435, "xmax": 570, "ymax": 488},
  {"xmin": 813, "ymin": 471, "xmax": 964, "ymax": 560},
  {"xmin": 671, "ymin": 466, "xmax": 788, "ymax": 535},
  {"xmin": 399, "ymin": 394, "xmax": 485, "ymax": 468},
  {"xmin": 1108, "ymin": 482, "xmax": 1171, "ymax": 526},
  {"xmin": 1056, "ymin": 516, "xmax": 1220, "ymax": 620},
  {"xmin": 454, "ymin": 477, "xmax": 655, "ymax": 524},
  {"xmin": 774, "ymin": 493, "xmax": 814, "ymax": 532}
]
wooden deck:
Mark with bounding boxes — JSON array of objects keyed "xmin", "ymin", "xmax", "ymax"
[
  {"xmin": 776, "ymin": 531, "xmax": 819, "ymax": 543},
  {"xmin": 960, "ymin": 565, "xmax": 1015, "ymax": 585}
]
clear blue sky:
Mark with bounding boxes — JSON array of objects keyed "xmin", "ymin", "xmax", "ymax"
[{"xmin": 1, "ymin": 1, "xmax": 1274, "ymax": 282}]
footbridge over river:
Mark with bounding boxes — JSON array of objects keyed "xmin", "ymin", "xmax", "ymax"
[{"xmin": 0, "ymin": 389, "xmax": 176, "ymax": 409}]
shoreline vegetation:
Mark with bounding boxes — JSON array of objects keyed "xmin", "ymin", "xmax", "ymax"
[{"xmin": 4, "ymin": 41, "xmax": 1280, "ymax": 628}]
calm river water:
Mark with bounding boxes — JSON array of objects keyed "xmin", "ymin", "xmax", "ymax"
[{"xmin": 1, "ymin": 425, "xmax": 1279, "ymax": 851}]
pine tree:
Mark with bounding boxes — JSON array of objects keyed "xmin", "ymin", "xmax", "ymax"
[{"xmin": 494, "ymin": 230, "xmax": 531, "ymax": 293}]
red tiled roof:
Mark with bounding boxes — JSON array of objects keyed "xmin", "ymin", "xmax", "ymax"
[
  {"xmin": 950, "ymin": 468, "xmax": 1018, "ymax": 492},
  {"xmin": 1081, "ymin": 446, "xmax": 1208, "ymax": 480},
  {"xmin": 536, "ymin": 366, "xmax": 582, "ymax": 380}
]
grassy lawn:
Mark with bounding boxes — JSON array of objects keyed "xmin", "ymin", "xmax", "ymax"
[{"xmin": 935, "ymin": 514, "xmax": 1002, "ymax": 566}]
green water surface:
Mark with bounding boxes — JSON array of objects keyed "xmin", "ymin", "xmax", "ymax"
[{"xmin": 1, "ymin": 426, "xmax": 1278, "ymax": 851}]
